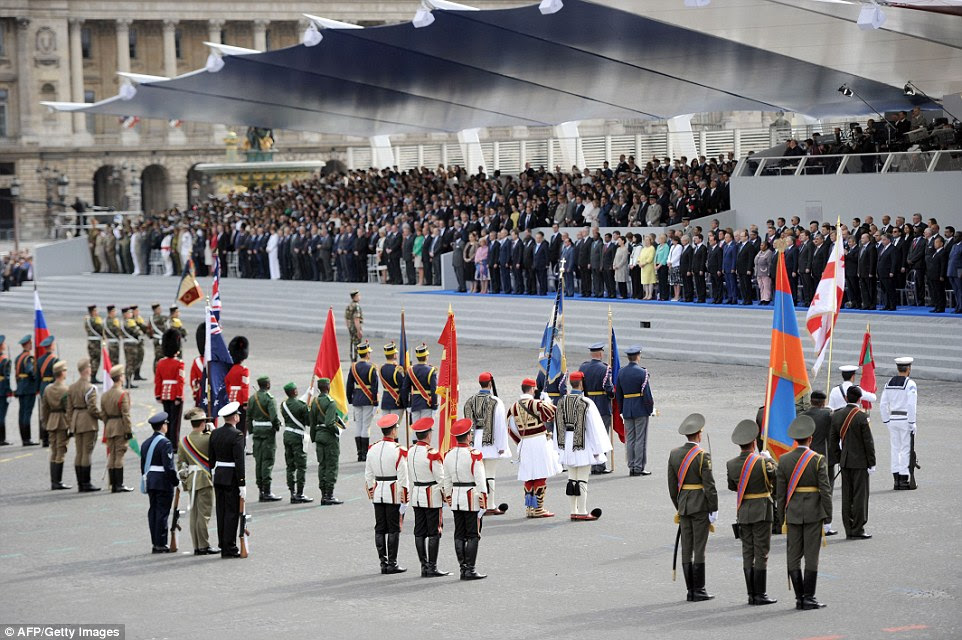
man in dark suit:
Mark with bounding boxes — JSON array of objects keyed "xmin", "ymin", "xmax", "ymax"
[
  {"xmin": 707, "ymin": 233, "xmax": 724, "ymax": 304},
  {"xmin": 905, "ymin": 230, "xmax": 927, "ymax": 304},
  {"xmin": 857, "ymin": 233, "xmax": 877, "ymax": 310},
  {"xmin": 385, "ymin": 225, "xmax": 403, "ymax": 285},
  {"xmin": 402, "ymin": 226, "xmax": 415, "ymax": 285},
  {"xmin": 844, "ymin": 237, "xmax": 861, "ymax": 309},
  {"xmin": 692, "ymin": 234, "xmax": 708, "ymax": 303},
  {"xmin": 560, "ymin": 235, "xmax": 576, "ymax": 293},
  {"xmin": 548, "ymin": 225, "xmax": 563, "ymax": 273},
  {"xmin": 680, "ymin": 235, "xmax": 695, "ymax": 302},
  {"xmin": 451, "ymin": 234, "xmax": 466, "ymax": 293},
  {"xmin": 511, "ymin": 229, "xmax": 525, "ymax": 294},
  {"xmin": 602, "ymin": 233, "xmax": 617, "ymax": 299},
  {"xmin": 876, "ymin": 234, "xmax": 897, "ymax": 310},
  {"xmin": 210, "ymin": 401, "xmax": 246, "ymax": 558},
  {"xmin": 500, "ymin": 231, "xmax": 514, "ymax": 294},
  {"xmin": 797, "ymin": 231, "xmax": 815, "ymax": 306},
  {"xmin": 522, "ymin": 231, "xmax": 536, "ymax": 295},
  {"xmin": 722, "ymin": 232, "xmax": 738, "ymax": 304},
  {"xmin": 488, "ymin": 231, "xmax": 502, "ymax": 294},
  {"xmin": 926, "ymin": 236, "xmax": 948, "ymax": 313},
  {"xmin": 422, "ymin": 227, "xmax": 438, "ymax": 286},
  {"xmin": 782, "ymin": 235, "xmax": 798, "ymax": 305},
  {"xmin": 533, "ymin": 231, "xmax": 549, "ymax": 296},
  {"xmin": 590, "ymin": 230, "xmax": 604, "ymax": 298},
  {"xmin": 829, "ymin": 386, "xmax": 875, "ymax": 540},
  {"xmin": 736, "ymin": 231, "xmax": 758, "ymax": 306},
  {"xmin": 578, "ymin": 231, "xmax": 593, "ymax": 298},
  {"xmin": 811, "ymin": 234, "xmax": 829, "ymax": 283}
]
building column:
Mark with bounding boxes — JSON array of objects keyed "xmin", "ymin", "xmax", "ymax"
[
  {"xmin": 207, "ymin": 20, "xmax": 228, "ymax": 144},
  {"xmin": 208, "ymin": 19, "xmax": 225, "ymax": 44},
  {"xmin": 253, "ymin": 19, "xmax": 268, "ymax": 51},
  {"xmin": 162, "ymin": 19, "xmax": 178, "ymax": 78},
  {"xmin": 116, "ymin": 19, "xmax": 132, "ymax": 73},
  {"xmin": 554, "ymin": 121, "xmax": 584, "ymax": 170},
  {"xmin": 370, "ymin": 135, "xmax": 394, "ymax": 169},
  {"xmin": 16, "ymin": 18, "xmax": 36, "ymax": 139},
  {"xmin": 68, "ymin": 18, "xmax": 88, "ymax": 137}
]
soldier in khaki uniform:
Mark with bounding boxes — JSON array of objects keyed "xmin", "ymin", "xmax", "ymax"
[
  {"xmin": 83, "ymin": 306, "xmax": 104, "ymax": 383},
  {"xmin": 131, "ymin": 305, "xmax": 149, "ymax": 381},
  {"xmin": 667, "ymin": 413, "xmax": 718, "ymax": 602},
  {"xmin": 177, "ymin": 407, "xmax": 219, "ymax": 555},
  {"xmin": 105, "ymin": 305, "xmax": 122, "ymax": 367},
  {"xmin": 148, "ymin": 303, "xmax": 168, "ymax": 372},
  {"xmin": 120, "ymin": 307, "xmax": 142, "ymax": 388},
  {"xmin": 246, "ymin": 375, "xmax": 282, "ymax": 502},
  {"xmin": 41, "ymin": 361, "xmax": 72, "ymax": 490},
  {"xmin": 101, "ymin": 364, "xmax": 134, "ymax": 493},
  {"xmin": 344, "ymin": 290, "xmax": 363, "ymax": 362},
  {"xmin": 67, "ymin": 358, "xmax": 102, "ymax": 492},
  {"xmin": 726, "ymin": 419, "xmax": 777, "ymax": 606},
  {"xmin": 168, "ymin": 306, "xmax": 188, "ymax": 342},
  {"xmin": 776, "ymin": 415, "xmax": 832, "ymax": 610}
]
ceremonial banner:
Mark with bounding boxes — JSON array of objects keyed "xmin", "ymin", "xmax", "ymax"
[
  {"xmin": 211, "ymin": 256, "xmax": 222, "ymax": 323},
  {"xmin": 857, "ymin": 326, "xmax": 876, "ymax": 410},
  {"xmin": 176, "ymin": 259, "xmax": 204, "ymax": 308},
  {"xmin": 205, "ymin": 305, "xmax": 233, "ymax": 416},
  {"xmin": 33, "ymin": 286, "xmax": 50, "ymax": 358},
  {"xmin": 538, "ymin": 284, "xmax": 566, "ymax": 385},
  {"xmin": 313, "ymin": 307, "xmax": 348, "ymax": 420},
  {"xmin": 805, "ymin": 220, "xmax": 844, "ymax": 375},
  {"xmin": 609, "ymin": 314, "xmax": 625, "ymax": 444},
  {"xmin": 99, "ymin": 346, "xmax": 139, "ymax": 455},
  {"xmin": 436, "ymin": 306, "xmax": 459, "ymax": 456},
  {"xmin": 763, "ymin": 252, "xmax": 812, "ymax": 459},
  {"xmin": 400, "ymin": 310, "xmax": 411, "ymax": 376}
]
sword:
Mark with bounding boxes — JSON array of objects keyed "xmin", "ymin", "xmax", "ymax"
[{"xmin": 671, "ymin": 525, "xmax": 681, "ymax": 581}]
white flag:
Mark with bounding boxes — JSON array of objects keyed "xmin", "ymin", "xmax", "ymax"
[{"xmin": 805, "ymin": 234, "xmax": 845, "ymax": 375}]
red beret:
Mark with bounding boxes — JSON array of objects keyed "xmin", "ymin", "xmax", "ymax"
[
  {"xmin": 521, "ymin": 378, "xmax": 537, "ymax": 388},
  {"xmin": 478, "ymin": 372, "xmax": 493, "ymax": 383},
  {"xmin": 450, "ymin": 418, "xmax": 474, "ymax": 437},
  {"xmin": 569, "ymin": 371, "xmax": 584, "ymax": 381},
  {"xmin": 412, "ymin": 417, "xmax": 434, "ymax": 433},
  {"xmin": 376, "ymin": 414, "xmax": 399, "ymax": 429}
]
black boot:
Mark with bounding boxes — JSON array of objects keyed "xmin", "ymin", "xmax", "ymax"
[
  {"xmin": 21, "ymin": 424, "xmax": 39, "ymax": 446},
  {"xmin": 690, "ymin": 563, "xmax": 714, "ymax": 601},
  {"xmin": 744, "ymin": 568, "xmax": 755, "ymax": 605},
  {"xmin": 425, "ymin": 535, "xmax": 450, "ymax": 577},
  {"xmin": 682, "ymin": 563, "xmax": 694, "ymax": 601},
  {"xmin": 801, "ymin": 570, "xmax": 826, "ymax": 610},
  {"xmin": 75, "ymin": 466, "xmax": 84, "ymax": 492},
  {"xmin": 50, "ymin": 462, "xmax": 71, "ymax": 490},
  {"xmin": 900, "ymin": 475, "xmax": 913, "ymax": 490},
  {"xmin": 383, "ymin": 533, "xmax": 406, "ymax": 574},
  {"xmin": 461, "ymin": 537, "xmax": 486, "ymax": 580},
  {"xmin": 415, "ymin": 536, "xmax": 430, "ymax": 577},
  {"xmin": 893, "ymin": 472, "xmax": 900, "ymax": 490},
  {"xmin": 261, "ymin": 484, "xmax": 282, "ymax": 502},
  {"xmin": 294, "ymin": 483, "xmax": 313, "ymax": 503},
  {"xmin": 790, "ymin": 569, "xmax": 805, "ymax": 610},
  {"xmin": 112, "ymin": 468, "xmax": 133, "ymax": 493},
  {"xmin": 289, "ymin": 486, "xmax": 298, "ymax": 503},
  {"xmin": 454, "ymin": 538, "xmax": 467, "ymax": 578},
  {"xmin": 80, "ymin": 466, "xmax": 101, "ymax": 492},
  {"xmin": 42, "ymin": 431, "xmax": 50, "ymax": 448},
  {"xmin": 355, "ymin": 437, "xmax": 364, "ymax": 462},
  {"xmin": 753, "ymin": 570, "xmax": 777, "ymax": 605},
  {"xmin": 376, "ymin": 533, "xmax": 388, "ymax": 572},
  {"xmin": 321, "ymin": 489, "xmax": 343, "ymax": 505},
  {"xmin": 360, "ymin": 438, "xmax": 369, "ymax": 461}
]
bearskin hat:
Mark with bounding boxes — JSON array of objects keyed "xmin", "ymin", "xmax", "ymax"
[
  {"xmin": 162, "ymin": 329, "xmax": 182, "ymax": 358},
  {"xmin": 195, "ymin": 323, "xmax": 206, "ymax": 356},
  {"xmin": 228, "ymin": 336, "xmax": 249, "ymax": 363}
]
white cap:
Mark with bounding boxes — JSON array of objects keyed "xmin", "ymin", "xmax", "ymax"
[
  {"xmin": 894, "ymin": 357, "xmax": 914, "ymax": 366},
  {"xmin": 217, "ymin": 401, "xmax": 241, "ymax": 418},
  {"xmin": 838, "ymin": 365, "xmax": 858, "ymax": 373}
]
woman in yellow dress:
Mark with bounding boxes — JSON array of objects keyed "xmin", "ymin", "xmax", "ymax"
[{"xmin": 639, "ymin": 233, "xmax": 657, "ymax": 300}]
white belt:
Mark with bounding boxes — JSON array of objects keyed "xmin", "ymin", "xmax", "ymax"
[
  {"xmin": 214, "ymin": 461, "xmax": 235, "ymax": 468},
  {"xmin": 86, "ymin": 337, "xmax": 101, "ymax": 341},
  {"xmin": 888, "ymin": 416, "xmax": 907, "ymax": 421},
  {"xmin": 162, "ymin": 380, "xmax": 177, "ymax": 385},
  {"xmin": 187, "ymin": 464, "xmax": 205, "ymax": 472},
  {"xmin": 252, "ymin": 420, "xmax": 273, "ymax": 427},
  {"xmin": 148, "ymin": 465, "xmax": 165, "ymax": 472},
  {"xmin": 285, "ymin": 426, "xmax": 305, "ymax": 435}
]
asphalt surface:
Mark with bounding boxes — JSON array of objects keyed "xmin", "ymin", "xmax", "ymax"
[{"xmin": 1, "ymin": 305, "xmax": 960, "ymax": 640}]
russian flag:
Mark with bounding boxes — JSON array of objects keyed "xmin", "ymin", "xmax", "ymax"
[
  {"xmin": 762, "ymin": 250, "xmax": 812, "ymax": 459},
  {"xmin": 34, "ymin": 287, "xmax": 50, "ymax": 358}
]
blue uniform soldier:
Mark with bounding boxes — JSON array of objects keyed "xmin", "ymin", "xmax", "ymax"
[
  {"xmin": 346, "ymin": 341, "xmax": 378, "ymax": 461},
  {"xmin": 578, "ymin": 343, "xmax": 613, "ymax": 474},
  {"xmin": 14, "ymin": 335, "xmax": 40, "ymax": 447},
  {"xmin": 407, "ymin": 343, "xmax": 438, "ymax": 428},
  {"xmin": 379, "ymin": 341, "xmax": 409, "ymax": 421},
  {"xmin": 140, "ymin": 412, "xmax": 180, "ymax": 553},
  {"xmin": 616, "ymin": 345, "xmax": 655, "ymax": 476}
]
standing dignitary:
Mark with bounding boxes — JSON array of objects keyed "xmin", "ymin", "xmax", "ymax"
[
  {"xmin": 667, "ymin": 413, "xmax": 718, "ymax": 602},
  {"xmin": 67, "ymin": 359, "xmax": 101, "ymax": 492},
  {"xmin": 41, "ymin": 360, "xmax": 72, "ymax": 490},
  {"xmin": 83, "ymin": 306, "xmax": 103, "ymax": 382},
  {"xmin": 246, "ymin": 375, "xmax": 282, "ymax": 502},
  {"xmin": 828, "ymin": 364, "xmax": 877, "ymax": 410},
  {"xmin": 346, "ymin": 341, "xmax": 378, "ymax": 461},
  {"xmin": 154, "ymin": 330, "xmax": 185, "ymax": 446},
  {"xmin": 803, "ymin": 390, "xmax": 837, "ymax": 536},
  {"xmin": 378, "ymin": 341, "xmax": 408, "ymax": 423},
  {"xmin": 407, "ymin": 344, "xmax": 438, "ymax": 425},
  {"xmin": 441, "ymin": 418, "xmax": 488, "ymax": 580},
  {"xmin": 309, "ymin": 377, "xmax": 344, "ymax": 505},
  {"xmin": 0, "ymin": 335, "xmax": 8, "ymax": 445},
  {"xmin": 210, "ymin": 401, "xmax": 246, "ymax": 558},
  {"xmin": 555, "ymin": 371, "xmax": 611, "ymax": 520},
  {"xmin": 880, "ymin": 357, "xmax": 918, "ymax": 491},
  {"xmin": 726, "ymin": 420, "xmax": 777, "ymax": 606},
  {"xmin": 829, "ymin": 386, "xmax": 875, "ymax": 539},
  {"xmin": 507, "ymin": 378, "xmax": 563, "ymax": 518},
  {"xmin": 177, "ymin": 407, "xmax": 219, "ymax": 554},
  {"xmin": 776, "ymin": 415, "xmax": 832, "ymax": 610},
  {"xmin": 224, "ymin": 336, "xmax": 251, "ymax": 449},
  {"xmin": 280, "ymin": 382, "xmax": 313, "ymax": 503},
  {"xmin": 364, "ymin": 414, "xmax": 410, "ymax": 574},
  {"xmin": 616, "ymin": 345, "xmax": 654, "ymax": 476},
  {"xmin": 36, "ymin": 335, "xmax": 59, "ymax": 447},
  {"xmin": 345, "ymin": 290, "xmax": 364, "ymax": 362},
  {"xmin": 579, "ymin": 343, "xmax": 614, "ymax": 474},
  {"xmin": 463, "ymin": 372, "xmax": 511, "ymax": 515},
  {"xmin": 102, "ymin": 364, "xmax": 134, "ymax": 492},
  {"xmin": 141, "ymin": 412, "xmax": 180, "ymax": 553},
  {"xmin": 14, "ymin": 335, "xmax": 40, "ymax": 446},
  {"xmin": 407, "ymin": 417, "xmax": 450, "ymax": 577}
]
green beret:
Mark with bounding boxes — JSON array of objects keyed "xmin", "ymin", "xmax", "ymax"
[
  {"xmin": 317, "ymin": 377, "xmax": 331, "ymax": 387},
  {"xmin": 283, "ymin": 382, "xmax": 297, "ymax": 393},
  {"xmin": 257, "ymin": 375, "xmax": 270, "ymax": 384}
]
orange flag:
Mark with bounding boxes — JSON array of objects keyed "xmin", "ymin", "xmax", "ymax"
[{"xmin": 436, "ymin": 306, "xmax": 459, "ymax": 456}]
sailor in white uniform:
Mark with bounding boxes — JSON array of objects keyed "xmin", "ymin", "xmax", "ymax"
[
  {"xmin": 879, "ymin": 357, "xmax": 918, "ymax": 491},
  {"xmin": 828, "ymin": 364, "xmax": 877, "ymax": 411}
]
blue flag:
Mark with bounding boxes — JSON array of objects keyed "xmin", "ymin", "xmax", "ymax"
[
  {"xmin": 204, "ymin": 305, "xmax": 233, "ymax": 416},
  {"xmin": 538, "ymin": 285, "xmax": 566, "ymax": 384}
]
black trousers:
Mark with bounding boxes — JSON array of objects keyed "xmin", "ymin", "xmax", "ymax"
[
  {"xmin": 800, "ymin": 272, "xmax": 814, "ymax": 305},
  {"xmin": 413, "ymin": 506, "xmax": 443, "ymax": 537},
  {"xmin": 711, "ymin": 272, "xmax": 724, "ymax": 303},
  {"xmin": 405, "ymin": 259, "xmax": 415, "ymax": 285},
  {"xmin": 845, "ymin": 274, "xmax": 861, "ymax": 307},
  {"xmin": 840, "ymin": 467, "xmax": 870, "ymax": 536},
  {"xmin": 879, "ymin": 277, "xmax": 896, "ymax": 309},
  {"xmin": 580, "ymin": 267, "xmax": 591, "ymax": 296},
  {"xmin": 593, "ymin": 269, "xmax": 605, "ymax": 297},
  {"xmin": 912, "ymin": 267, "xmax": 926, "ymax": 303},
  {"xmin": 490, "ymin": 267, "xmax": 501, "ymax": 294},
  {"xmin": 501, "ymin": 265, "xmax": 513, "ymax": 293},
  {"xmin": 630, "ymin": 267, "xmax": 642, "ymax": 299},
  {"xmin": 453, "ymin": 510, "xmax": 481, "ymax": 540},
  {"xmin": 928, "ymin": 276, "xmax": 946, "ymax": 310},
  {"xmin": 682, "ymin": 273, "xmax": 694, "ymax": 301},
  {"xmin": 604, "ymin": 269, "xmax": 616, "ymax": 298},
  {"xmin": 657, "ymin": 265, "xmax": 670, "ymax": 300},
  {"xmin": 525, "ymin": 267, "xmax": 536, "ymax": 294},
  {"xmin": 859, "ymin": 276, "xmax": 877, "ymax": 308},
  {"xmin": 694, "ymin": 273, "xmax": 706, "ymax": 302},
  {"xmin": 214, "ymin": 484, "xmax": 240, "ymax": 551},
  {"xmin": 162, "ymin": 399, "xmax": 183, "ymax": 447},
  {"xmin": 373, "ymin": 502, "xmax": 402, "ymax": 535},
  {"xmin": 739, "ymin": 273, "xmax": 754, "ymax": 303},
  {"xmin": 148, "ymin": 489, "xmax": 174, "ymax": 548},
  {"xmin": 536, "ymin": 268, "xmax": 548, "ymax": 295}
]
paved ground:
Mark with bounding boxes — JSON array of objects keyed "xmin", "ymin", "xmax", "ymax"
[{"xmin": 1, "ymin": 293, "xmax": 960, "ymax": 640}]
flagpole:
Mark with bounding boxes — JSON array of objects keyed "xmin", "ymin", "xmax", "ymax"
[
  {"xmin": 607, "ymin": 305, "xmax": 615, "ymax": 473},
  {"xmin": 824, "ymin": 218, "xmax": 842, "ymax": 396},
  {"xmin": 401, "ymin": 309, "xmax": 410, "ymax": 450},
  {"xmin": 205, "ymin": 297, "xmax": 213, "ymax": 421},
  {"xmin": 761, "ymin": 367, "xmax": 775, "ymax": 455}
]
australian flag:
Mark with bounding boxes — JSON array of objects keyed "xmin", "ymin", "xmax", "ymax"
[
  {"xmin": 204, "ymin": 304, "xmax": 233, "ymax": 415},
  {"xmin": 211, "ymin": 256, "xmax": 222, "ymax": 323}
]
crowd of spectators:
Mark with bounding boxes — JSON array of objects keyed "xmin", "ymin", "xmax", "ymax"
[{"xmin": 1, "ymin": 250, "xmax": 33, "ymax": 292}]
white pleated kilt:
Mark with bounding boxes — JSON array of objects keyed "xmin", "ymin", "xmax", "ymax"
[
  {"xmin": 557, "ymin": 438, "xmax": 607, "ymax": 468},
  {"xmin": 515, "ymin": 436, "xmax": 563, "ymax": 481}
]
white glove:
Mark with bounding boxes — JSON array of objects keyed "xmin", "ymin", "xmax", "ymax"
[
  {"xmin": 239, "ymin": 487, "xmax": 247, "ymax": 500},
  {"xmin": 867, "ymin": 466, "xmax": 876, "ymax": 474},
  {"xmin": 910, "ymin": 423, "xmax": 917, "ymax": 435},
  {"xmin": 708, "ymin": 511, "xmax": 718, "ymax": 524},
  {"xmin": 760, "ymin": 451, "xmax": 773, "ymax": 460},
  {"xmin": 399, "ymin": 503, "xmax": 407, "ymax": 515}
]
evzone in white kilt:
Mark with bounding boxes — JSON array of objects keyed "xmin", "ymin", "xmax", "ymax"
[
  {"xmin": 507, "ymin": 393, "xmax": 563, "ymax": 518},
  {"xmin": 464, "ymin": 388, "xmax": 512, "ymax": 514},
  {"xmin": 555, "ymin": 390, "xmax": 612, "ymax": 520}
]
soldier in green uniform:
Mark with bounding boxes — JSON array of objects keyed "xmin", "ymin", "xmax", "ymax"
[
  {"xmin": 345, "ymin": 290, "xmax": 363, "ymax": 363},
  {"xmin": 667, "ymin": 413, "xmax": 718, "ymax": 602},
  {"xmin": 131, "ymin": 305, "xmax": 149, "ymax": 381},
  {"xmin": 148, "ymin": 303, "xmax": 168, "ymax": 372},
  {"xmin": 776, "ymin": 415, "xmax": 832, "ymax": 610},
  {"xmin": 105, "ymin": 305, "xmax": 122, "ymax": 368},
  {"xmin": 36, "ymin": 335, "xmax": 59, "ymax": 448},
  {"xmin": 829, "ymin": 386, "xmax": 875, "ymax": 540},
  {"xmin": 83, "ymin": 305, "xmax": 103, "ymax": 383},
  {"xmin": 119, "ymin": 307, "xmax": 142, "ymax": 389},
  {"xmin": 246, "ymin": 375, "xmax": 282, "ymax": 502},
  {"xmin": 726, "ymin": 419, "xmax": 777, "ymax": 606},
  {"xmin": 309, "ymin": 377, "xmax": 345, "ymax": 505},
  {"xmin": 280, "ymin": 382, "xmax": 313, "ymax": 504}
]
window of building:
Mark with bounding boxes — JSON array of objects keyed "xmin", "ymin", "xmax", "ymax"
[
  {"xmin": 84, "ymin": 89, "xmax": 95, "ymax": 133},
  {"xmin": 129, "ymin": 28, "xmax": 137, "ymax": 59},
  {"xmin": 81, "ymin": 27, "xmax": 92, "ymax": 59},
  {"xmin": 175, "ymin": 28, "xmax": 182, "ymax": 59},
  {"xmin": 0, "ymin": 89, "xmax": 8, "ymax": 137}
]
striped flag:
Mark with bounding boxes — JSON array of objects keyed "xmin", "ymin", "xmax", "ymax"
[
  {"xmin": 538, "ymin": 284, "xmax": 565, "ymax": 386},
  {"xmin": 436, "ymin": 306, "xmax": 459, "ymax": 456},
  {"xmin": 101, "ymin": 344, "xmax": 113, "ymax": 395},
  {"xmin": 762, "ymin": 248, "xmax": 812, "ymax": 459},
  {"xmin": 312, "ymin": 307, "xmax": 348, "ymax": 420},
  {"xmin": 806, "ymin": 220, "xmax": 845, "ymax": 375},
  {"xmin": 211, "ymin": 257, "xmax": 222, "ymax": 323},
  {"xmin": 857, "ymin": 326, "xmax": 876, "ymax": 410},
  {"xmin": 34, "ymin": 287, "xmax": 50, "ymax": 358}
]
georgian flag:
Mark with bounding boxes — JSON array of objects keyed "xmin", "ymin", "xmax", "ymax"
[{"xmin": 805, "ymin": 224, "xmax": 845, "ymax": 376}]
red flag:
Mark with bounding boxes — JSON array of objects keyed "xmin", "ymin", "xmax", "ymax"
[
  {"xmin": 34, "ymin": 288, "xmax": 50, "ymax": 358},
  {"xmin": 101, "ymin": 344, "xmax": 113, "ymax": 443},
  {"xmin": 436, "ymin": 306, "xmax": 459, "ymax": 456},
  {"xmin": 313, "ymin": 307, "xmax": 348, "ymax": 419},
  {"xmin": 857, "ymin": 326, "xmax": 876, "ymax": 410}
]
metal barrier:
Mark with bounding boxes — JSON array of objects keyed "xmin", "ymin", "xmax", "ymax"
[{"xmin": 735, "ymin": 150, "xmax": 962, "ymax": 177}]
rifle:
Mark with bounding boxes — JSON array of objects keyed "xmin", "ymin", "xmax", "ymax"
[
  {"xmin": 239, "ymin": 495, "xmax": 250, "ymax": 558},
  {"xmin": 170, "ymin": 487, "xmax": 182, "ymax": 553},
  {"xmin": 909, "ymin": 432, "xmax": 920, "ymax": 490}
]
